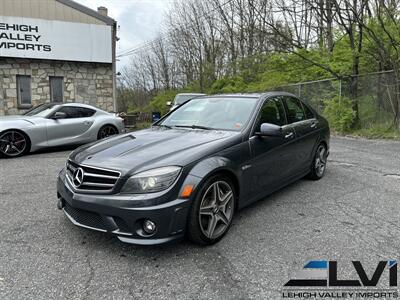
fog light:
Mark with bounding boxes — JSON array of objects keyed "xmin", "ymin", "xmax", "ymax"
[{"xmin": 143, "ymin": 219, "xmax": 156, "ymax": 234}]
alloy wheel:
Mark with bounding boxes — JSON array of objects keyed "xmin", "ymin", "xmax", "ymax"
[
  {"xmin": 199, "ymin": 180, "xmax": 234, "ymax": 239},
  {"xmin": 99, "ymin": 126, "xmax": 117, "ymax": 139},
  {"xmin": 0, "ymin": 131, "xmax": 27, "ymax": 157},
  {"xmin": 315, "ymin": 145, "xmax": 327, "ymax": 177}
]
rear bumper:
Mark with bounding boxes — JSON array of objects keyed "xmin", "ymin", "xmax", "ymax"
[{"xmin": 57, "ymin": 171, "xmax": 191, "ymax": 245}]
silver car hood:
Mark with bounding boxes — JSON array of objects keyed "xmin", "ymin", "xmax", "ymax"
[
  {"xmin": 0, "ymin": 116, "xmax": 42, "ymax": 132},
  {"xmin": 0, "ymin": 115, "xmax": 39, "ymax": 123}
]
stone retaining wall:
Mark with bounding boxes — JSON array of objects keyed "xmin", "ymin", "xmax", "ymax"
[{"xmin": 0, "ymin": 58, "xmax": 114, "ymax": 115}]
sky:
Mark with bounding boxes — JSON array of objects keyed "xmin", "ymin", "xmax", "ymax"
[{"xmin": 74, "ymin": 0, "xmax": 172, "ymax": 70}]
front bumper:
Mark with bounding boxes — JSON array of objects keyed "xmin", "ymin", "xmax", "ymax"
[{"xmin": 57, "ymin": 171, "xmax": 191, "ymax": 245}]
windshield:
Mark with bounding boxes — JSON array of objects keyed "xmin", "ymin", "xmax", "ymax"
[
  {"xmin": 24, "ymin": 103, "xmax": 58, "ymax": 117},
  {"xmin": 160, "ymin": 97, "xmax": 258, "ymax": 131},
  {"xmin": 174, "ymin": 95, "xmax": 200, "ymax": 105}
]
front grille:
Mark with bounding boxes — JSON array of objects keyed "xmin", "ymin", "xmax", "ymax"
[
  {"xmin": 64, "ymin": 202, "xmax": 107, "ymax": 230},
  {"xmin": 63, "ymin": 201, "xmax": 134, "ymax": 235},
  {"xmin": 66, "ymin": 160, "xmax": 120, "ymax": 193}
]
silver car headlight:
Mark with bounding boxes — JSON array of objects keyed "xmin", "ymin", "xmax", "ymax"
[{"xmin": 121, "ymin": 166, "xmax": 181, "ymax": 194}]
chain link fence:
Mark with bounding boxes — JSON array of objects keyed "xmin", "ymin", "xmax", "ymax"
[{"xmin": 273, "ymin": 70, "xmax": 400, "ymax": 130}]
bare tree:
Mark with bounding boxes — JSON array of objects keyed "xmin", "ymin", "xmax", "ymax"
[{"xmin": 118, "ymin": 0, "xmax": 400, "ymax": 127}]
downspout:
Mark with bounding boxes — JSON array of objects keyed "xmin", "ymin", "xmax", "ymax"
[{"xmin": 112, "ymin": 21, "xmax": 117, "ymax": 112}]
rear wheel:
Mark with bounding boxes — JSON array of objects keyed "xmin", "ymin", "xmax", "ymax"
[
  {"xmin": 0, "ymin": 130, "xmax": 30, "ymax": 158},
  {"xmin": 97, "ymin": 125, "xmax": 118, "ymax": 140},
  {"xmin": 187, "ymin": 175, "xmax": 236, "ymax": 245},
  {"xmin": 307, "ymin": 143, "xmax": 327, "ymax": 180}
]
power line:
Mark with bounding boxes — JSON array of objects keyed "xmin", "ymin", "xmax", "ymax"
[
  {"xmin": 116, "ymin": 0, "xmax": 235, "ymax": 58},
  {"xmin": 117, "ymin": 35, "xmax": 169, "ymax": 58},
  {"xmin": 116, "ymin": 26, "xmax": 170, "ymax": 57}
]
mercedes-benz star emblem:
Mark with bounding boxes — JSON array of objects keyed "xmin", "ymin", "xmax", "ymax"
[{"xmin": 73, "ymin": 168, "xmax": 85, "ymax": 188}]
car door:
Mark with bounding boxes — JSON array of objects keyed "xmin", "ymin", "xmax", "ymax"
[
  {"xmin": 246, "ymin": 96, "xmax": 298, "ymax": 201},
  {"xmin": 46, "ymin": 106, "xmax": 95, "ymax": 146},
  {"xmin": 283, "ymin": 96, "xmax": 319, "ymax": 172}
]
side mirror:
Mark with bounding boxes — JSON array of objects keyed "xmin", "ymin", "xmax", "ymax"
[
  {"xmin": 256, "ymin": 123, "xmax": 283, "ymax": 137},
  {"xmin": 52, "ymin": 111, "xmax": 67, "ymax": 119},
  {"xmin": 166, "ymin": 101, "xmax": 172, "ymax": 107}
]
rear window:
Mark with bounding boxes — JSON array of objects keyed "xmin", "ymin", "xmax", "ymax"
[
  {"xmin": 80, "ymin": 107, "xmax": 96, "ymax": 117},
  {"xmin": 284, "ymin": 97, "xmax": 306, "ymax": 123},
  {"xmin": 302, "ymin": 103, "xmax": 315, "ymax": 119}
]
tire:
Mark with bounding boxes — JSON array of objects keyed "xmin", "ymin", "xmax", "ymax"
[
  {"xmin": 307, "ymin": 143, "xmax": 328, "ymax": 180},
  {"xmin": 97, "ymin": 125, "xmax": 118, "ymax": 140},
  {"xmin": 0, "ymin": 130, "xmax": 30, "ymax": 158},
  {"xmin": 187, "ymin": 174, "xmax": 236, "ymax": 245}
]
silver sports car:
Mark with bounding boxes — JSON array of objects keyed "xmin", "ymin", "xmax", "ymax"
[{"xmin": 0, "ymin": 103, "xmax": 125, "ymax": 158}]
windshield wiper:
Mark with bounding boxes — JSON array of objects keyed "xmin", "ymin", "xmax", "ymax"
[
  {"xmin": 174, "ymin": 125, "xmax": 214, "ymax": 130},
  {"xmin": 154, "ymin": 124, "xmax": 173, "ymax": 129}
]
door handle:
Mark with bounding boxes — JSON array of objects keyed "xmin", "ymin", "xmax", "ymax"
[
  {"xmin": 310, "ymin": 122, "xmax": 317, "ymax": 128},
  {"xmin": 83, "ymin": 121, "xmax": 91, "ymax": 125},
  {"xmin": 285, "ymin": 132, "xmax": 294, "ymax": 139}
]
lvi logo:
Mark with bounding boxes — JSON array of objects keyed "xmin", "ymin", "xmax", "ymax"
[{"xmin": 285, "ymin": 260, "xmax": 397, "ymax": 287}]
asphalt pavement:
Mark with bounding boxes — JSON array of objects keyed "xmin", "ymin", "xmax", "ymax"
[{"xmin": 0, "ymin": 136, "xmax": 399, "ymax": 299}]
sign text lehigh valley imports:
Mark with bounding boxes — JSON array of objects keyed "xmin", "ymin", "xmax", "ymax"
[
  {"xmin": 0, "ymin": 22, "xmax": 52, "ymax": 52},
  {"xmin": 0, "ymin": 16, "xmax": 112, "ymax": 63}
]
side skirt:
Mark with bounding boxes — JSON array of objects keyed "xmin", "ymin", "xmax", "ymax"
[{"xmin": 237, "ymin": 169, "xmax": 310, "ymax": 210}]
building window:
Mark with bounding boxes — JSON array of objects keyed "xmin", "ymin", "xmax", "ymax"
[
  {"xmin": 17, "ymin": 75, "xmax": 32, "ymax": 108},
  {"xmin": 50, "ymin": 77, "xmax": 64, "ymax": 103}
]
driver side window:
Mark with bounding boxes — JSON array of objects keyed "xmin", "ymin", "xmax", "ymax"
[{"xmin": 256, "ymin": 97, "xmax": 286, "ymax": 130}]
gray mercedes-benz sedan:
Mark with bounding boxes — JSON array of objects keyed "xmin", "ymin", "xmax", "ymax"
[{"xmin": 57, "ymin": 92, "xmax": 330, "ymax": 245}]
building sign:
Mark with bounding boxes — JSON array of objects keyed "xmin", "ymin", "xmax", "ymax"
[{"xmin": 0, "ymin": 16, "xmax": 112, "ymax": 63}]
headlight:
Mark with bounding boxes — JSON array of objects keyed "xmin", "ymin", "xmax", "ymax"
[{"xmin": 121, "ymin": 166, "xmax": 181, "ymax": 194}]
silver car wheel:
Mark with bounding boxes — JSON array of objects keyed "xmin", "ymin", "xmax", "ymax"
[
  {"xmin": 199, "ymin": 180, "xmax": 234, "ymax": 239},
  {"xmin": 315, "ymin": 145, "xmax": 327, "ymax": 177},
  {"xmin": 0, "ymin": 130, "xmax": 27, "ymax": 157}
]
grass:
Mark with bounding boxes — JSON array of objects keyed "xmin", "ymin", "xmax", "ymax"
[
  {"xmin": 349, "ymin": 125, "xmax": 400, "ymax": 140},
  {"xmin": 321, "ymin": 95, "xmax": 400, "ymax": 140}
]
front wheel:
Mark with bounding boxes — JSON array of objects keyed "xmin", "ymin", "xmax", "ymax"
[
  {"xmin": 0, "ymin": 130, "xmax": 30, "ymax": 158},
  {"xmin": 187, "ymin": 175, "xmax": 236, "ymax": 245},
  {"xmin": 307, "ymin": 143, "xmax": 328, "ymax": 180}
]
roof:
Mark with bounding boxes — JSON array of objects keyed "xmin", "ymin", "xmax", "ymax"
[
  {"xmin": 55, "ymin": 0, "xmax": 116, "ymax": 26},
  {"xmin": 60, "ymin": 102, "xmax": 101, "ymax": 110},
  {"xmin": 209, "ymin": 93, "xmax": 263, "ymax": 98},
  {"xmin": 206, "ymin": 91, "xmax": 297, "ymax": 98},
  {"xmin": 176, "ymin": 93, "xmax": 207, "ymax": 96}
]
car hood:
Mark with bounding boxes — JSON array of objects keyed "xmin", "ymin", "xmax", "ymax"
[
  {"xmin": 0, "ymin": 115, "xmax": 41, "ymax": 121},
  {"xmin": 0, "ymin": 115, "xmax": 41, "ymax": 130},
  {"xmin": 70, "ymin": 127, "xmax": 240, "ymax": 175}
]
